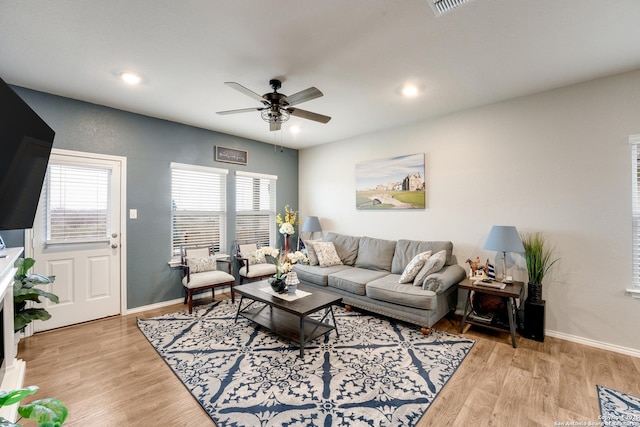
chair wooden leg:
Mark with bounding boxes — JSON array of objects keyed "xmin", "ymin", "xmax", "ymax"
[
  {"xmin": 188, "ymin": 290, "xmax": 193, "ymax": 314},
  {"xmin": 230, "ymin": 284, "xmax": 235, "ymax": 303}
]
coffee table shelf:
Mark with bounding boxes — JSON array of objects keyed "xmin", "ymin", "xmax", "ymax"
[{"xmin": 239, "ymin": 304, "xmax": 335, "ymax": 345}]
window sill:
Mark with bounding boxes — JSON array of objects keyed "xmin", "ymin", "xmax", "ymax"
[{"xmin": 626, "ymin": 288, "xmax": 640, "ymax": 299}]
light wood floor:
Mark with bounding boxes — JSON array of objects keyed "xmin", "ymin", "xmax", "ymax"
[{"xmin": 17, "ymin": 293, "xmax": 640, "ymax": 426}]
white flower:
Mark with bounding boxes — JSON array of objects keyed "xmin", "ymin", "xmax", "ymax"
[
  {"xmin": 287, "ymin": 251, "xmax": 309, "ymax": 265},
  {"xmin": 279, "ymin": 222, "xmax": 295, "ymax": 235}
]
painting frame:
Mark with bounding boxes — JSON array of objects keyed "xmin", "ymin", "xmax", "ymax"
[{"xmin": 355, "ymin": 153, "xmax": 426, "ymax": 210}]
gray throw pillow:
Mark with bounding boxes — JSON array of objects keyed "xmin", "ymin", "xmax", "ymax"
[{"xmin": 398, "ymin": 251, "xmax": 432, "ymax": 284}]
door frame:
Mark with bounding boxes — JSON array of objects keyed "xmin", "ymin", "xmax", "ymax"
[{"xmin": 24, "ymin": 148, "xmax": 128, "ymax": 336}]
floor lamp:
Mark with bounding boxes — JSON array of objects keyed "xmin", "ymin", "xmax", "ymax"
[{"xmin": 483, "ymin": 225, "xmax": 525, "ymax": 283}]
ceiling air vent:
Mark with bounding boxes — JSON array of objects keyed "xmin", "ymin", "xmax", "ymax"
[{"xmin": 427, "ymin": 0, "xmax": 474, "ymax": 16}]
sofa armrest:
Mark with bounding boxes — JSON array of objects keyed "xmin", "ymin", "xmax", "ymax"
[{"xmin": 421, "ymin": 264, "xmax": 466, "ymax": 294}]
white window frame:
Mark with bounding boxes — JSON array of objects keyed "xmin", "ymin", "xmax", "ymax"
[
  {"xmin": 170, "ymin": 162, "xmax": 228, "ymax": 259},
  {"xmin": 235, "ymin": 170, "xmax": 277, "ymax": 248},
  {"xmin": 629, "ymin": 134, "xmax": 640, "ymax": 298}
]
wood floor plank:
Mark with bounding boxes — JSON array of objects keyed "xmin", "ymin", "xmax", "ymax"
[{"xmin": 16, "ymin": 295, "xmax": 640, "ymax": 426}]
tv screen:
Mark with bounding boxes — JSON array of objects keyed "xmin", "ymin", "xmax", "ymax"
[{"xmin": 0, "ymin": 77, "xmax": 55, "ymax": 230}]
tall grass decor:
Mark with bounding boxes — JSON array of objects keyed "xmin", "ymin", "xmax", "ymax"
[{"xmin": 520, "ymin": 232, "xmax": 559, "ymax": 302}]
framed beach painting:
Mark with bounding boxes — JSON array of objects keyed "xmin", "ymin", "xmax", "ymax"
[{"xmin": 355, "ymin": 153, "xmax": 426, "ymax": 210}]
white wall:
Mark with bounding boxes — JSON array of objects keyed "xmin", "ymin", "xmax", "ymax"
[{"xmin": 299, "ymin": 68, "xmax": 640, "ymax": 353}]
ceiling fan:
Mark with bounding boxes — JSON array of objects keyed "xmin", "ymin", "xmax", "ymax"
[{"xmin": 216, "ymin": 79, "xmax": 331, "ymax": 131}]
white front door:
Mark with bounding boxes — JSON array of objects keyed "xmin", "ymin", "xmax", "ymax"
[{"xmin": 29, "ymin": 149, "xmax": 125, "ymax": 332}]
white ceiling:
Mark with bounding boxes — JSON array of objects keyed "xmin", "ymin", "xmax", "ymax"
[{"xmin": 2, "ymin": 0, "xmax": 640, "ymax": 150}]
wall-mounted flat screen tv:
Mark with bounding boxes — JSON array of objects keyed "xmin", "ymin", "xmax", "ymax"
[{"xmin": 0, "ymin": 77, "xmax": 55, "ymax": 230}]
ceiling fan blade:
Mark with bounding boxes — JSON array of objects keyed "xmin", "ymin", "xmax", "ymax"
[
  {"xmin": 287, "ymin": 107, "xmax": 331, "ymax": 124},
  {"xmin": 286, "ymin": 87, "xmax": 323, "ymax": 106},
  {"xmin": 270, "ymin": 121, "xmax": 281, "ymax": 132},
  {"xmin": 224, "ymin": 82, "xmax": 266, "ymax": 103},
  {"xmin": 216, "ymin": 107, "xmax": 263, "ymax": 115}
]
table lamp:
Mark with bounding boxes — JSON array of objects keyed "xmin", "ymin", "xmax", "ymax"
[
  {"xmin": 301, "ymin": 216, "xmax": 323, "ymax": 239},
  {"xmin": 483, "ymin": 225, "xmax": 525, "ymax": 283}
]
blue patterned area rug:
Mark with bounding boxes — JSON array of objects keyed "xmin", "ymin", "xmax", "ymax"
[
  {"xmin": 137, "ymin": 300, "xmax": 474, "ymax": 426},
  {"xmin": 598, "ymin": 385, "xmax": 640, "ymax": 427}
]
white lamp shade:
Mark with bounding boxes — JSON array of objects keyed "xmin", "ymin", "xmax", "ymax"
[
  {"xmin": 483, "ymin": 225, "xmax": 525, "ymax": 253},
  {"xmin": 301, "ymin": 216, "xmax": 322, "ymax": 233}
]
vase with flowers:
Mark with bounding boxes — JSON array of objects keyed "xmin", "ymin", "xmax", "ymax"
[
  {"xmin": 260, "ymin": 247, "xmax": 309, "ymax": 293},
  {"xmin": 276, "ymin": 205, "xmax": 298, "ymax": 253}
]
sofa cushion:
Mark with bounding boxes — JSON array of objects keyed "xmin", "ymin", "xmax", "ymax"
[
  {"xmin": 313, "ymin": 242, "xmax": 343, "ymax": 267},
  {"xmin": 354, "ymin": 236, "xmax": 397, "ymax": 271},
  {"xmin": 328, "ymin": 268, "xmax": 389, "ymax": 295},
  {"xmin": 414, "ymin": 250, "xmax": 447, "ymax": 286},
  {"xmin": 365, "ymin": 275, "xmax": 438, "ymax": 310},
  {"xmin": 398, "ymin": 251, "xmax": 432, "ymax": 284},
  {"xmin": 324, "ymin": 232, "xmax": 360, "ymax": 266},
  {"xmin": 292, "ymin": 264, "xmax": 351, "ymax": 287},
  {"xmin": 391, "ymin": 240, "xmax": 454, "ymax": 274}
]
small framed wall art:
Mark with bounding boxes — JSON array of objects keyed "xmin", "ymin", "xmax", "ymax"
[{"xmin": 215, "ymin": 145, "xmax": 248, "ymax": 165}]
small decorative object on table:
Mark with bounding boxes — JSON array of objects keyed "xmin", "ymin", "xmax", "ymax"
[{"xmin": 285, "ymin": 271, "xmax": 299, "ymax": 295}]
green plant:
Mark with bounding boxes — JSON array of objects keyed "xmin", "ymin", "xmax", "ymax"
[
  {"xmin": 520, "ymin": 232, "xmax": 559, "ymax": 284},
  {"xmin": 0, "ymin": 386, "xmax": 68, "ymax": 427},
  {"xmin": 13, "ymin": 258, "xmax": 59, "ymax": 332}
]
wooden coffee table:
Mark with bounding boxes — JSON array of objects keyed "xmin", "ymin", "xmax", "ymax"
[{"xmin": 234, "ymin": 281, "xmax": 342, "ymax": 358}]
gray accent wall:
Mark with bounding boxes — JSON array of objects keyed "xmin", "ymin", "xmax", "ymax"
[{"xmin": 9, "ymin": 86, "xmax": 299, "ymax": 309}]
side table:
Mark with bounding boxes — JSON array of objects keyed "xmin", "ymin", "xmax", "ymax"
[{"xmin": 459, "ymin": 278, "xmax": 524, "ymax": 348}]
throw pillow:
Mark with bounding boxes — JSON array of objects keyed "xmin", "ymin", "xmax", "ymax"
[
  {"xmin": 313, "ymin": 242, "xmax": 343, "ymax": 268},
  {"xmin": 303, "ymin": 239, "xmax": 322, "ymax": 266},
  {"xmin": 248, "ymin": 251, "xmax": 266, "ymax": 265},
  {"xmin": 413, "ymin": 250, "xmax": 446, "ymax": 286},
  {"xmin": 187, "ymin": 256, "xmax": 217, "ymax": 273},
  {"xmin": 398, "ymin": 251, "xmax": 432, "ymax": 284}
]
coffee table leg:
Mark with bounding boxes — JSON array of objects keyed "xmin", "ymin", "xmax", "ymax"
[
  {"xmin": 299, "ymin": 317, "xmax": 305, "ymax": 358},
  {"xmin": 329, "ymin": 306, "xmax": 339, "ymax": 338},
  {"xmin": 234, "ymin": 296, "xmax": 244, "ymax": 322}
]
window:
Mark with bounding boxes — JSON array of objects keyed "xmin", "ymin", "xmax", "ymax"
[
  {"xmin": 46, "ymin": 163, "xmax": 111, "ymax": 243},
  {"xmin": 630, "ymin": 135, "xmax": 640, "ymax": 297},
  {"xmin": 171, "ymin": 163, "xmax": 227, "ymax": 256},
  {"xmin": 235, "ymin": 171, "xmax": 277, "ymax": 248}
]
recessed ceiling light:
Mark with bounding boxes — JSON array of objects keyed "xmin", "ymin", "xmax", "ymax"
[
  {"xmin": 401, "ymin": 84, "xmax": 419, "ymax": 97},
  {"xmin": 119, "ymin": 72, "xmax": 142, "ymax": 85}
]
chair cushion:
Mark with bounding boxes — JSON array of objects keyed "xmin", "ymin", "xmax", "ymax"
[
  {"xmin": 182, "ymin": 270, "xmax": 235, "ymax": 289},
  {"xmin": 186, "ymin": 255, "xmax": 217, "ymax": 273},
  {"xmin": 239, "ymin": 263, "xmax": 277, "ymax": 278}
]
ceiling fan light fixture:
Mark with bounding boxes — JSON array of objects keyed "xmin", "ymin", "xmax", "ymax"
[{"xmin": 261, "ymin": 108, "xmax": 290, "ymax": 124}]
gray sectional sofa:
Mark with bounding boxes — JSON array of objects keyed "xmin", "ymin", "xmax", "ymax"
[{"xmin": 292, "ymin": 232, "xmax": 466, "ymax": 330}]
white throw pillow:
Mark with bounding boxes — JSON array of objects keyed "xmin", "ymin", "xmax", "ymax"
[
  {"xmin": 413, "ymin": 250, "xmax": 446, "ymax": 286},
  {"xmin": 398, "ymin": 251, "xmax": 432, "ymax": 284},
  {"xmin": 187, "ymin": 256, "xmax": 217, "ymax": 273},
  {"xmin": 313, "ymin": 242, "xmax": 343, "ymax": 268}
]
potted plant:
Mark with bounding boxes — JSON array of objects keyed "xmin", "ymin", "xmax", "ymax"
[
  {"xmin": 13, "ymin": 258, "xmax": 59, "ymax": 333},
  {"xmin": 520, "ymin": 232, "xmax": 559, "ymax": 302},
  {"xmin": 0, "ymin": 386, "xmax": 68, "ymax": 426}
]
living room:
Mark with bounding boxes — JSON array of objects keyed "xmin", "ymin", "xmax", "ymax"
[{"xmin": 2, "ymin": 1, "xmax": 640, "ymax": 425}]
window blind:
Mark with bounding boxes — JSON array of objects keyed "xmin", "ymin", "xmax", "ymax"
[
  {"xmin": 236, "ymin": 171, "xmax": 277, "ymax": 248},
  {"xmin": 630, "ymin": 136, "xmax": 640, "ymax": 296},
  {"xmin": 171, "ymin": 163, "xmax": 227, "ymax": 256},
  {"xmin": 46, "ymin": 164, "xmax": 111, "ymax": 243}
]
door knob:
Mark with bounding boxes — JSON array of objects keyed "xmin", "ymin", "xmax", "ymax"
[
  {"xmin": 112, "ymin": 233, "xmax": 118, "ymax": 238},
  {"xmin": 111, "ymin": 244, "xmax": 118, "ymax": 249}
]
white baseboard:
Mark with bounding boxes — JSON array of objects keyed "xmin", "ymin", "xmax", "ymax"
[
  {"xmin": 124, "ymin": 293, "xmax": 214, "ymax": 315},
  {"xmin": 545, "ymin": 329, "xmax": 640, "ymax": 358}
]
